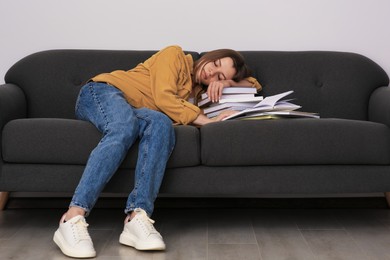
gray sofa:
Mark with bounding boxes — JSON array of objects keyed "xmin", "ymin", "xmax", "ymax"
[{"xmin": 1, "ymin": 49, "xmax": 390, "ymax": 209}]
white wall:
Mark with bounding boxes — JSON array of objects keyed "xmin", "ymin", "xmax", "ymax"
[{"xmin": 1, "ymin": 0, "xmax": 390, "ymax": 84}]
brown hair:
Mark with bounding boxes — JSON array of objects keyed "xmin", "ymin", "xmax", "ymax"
[{"xmin": 193, "ymin": 49, "xmax": 251, "ymax": 85}]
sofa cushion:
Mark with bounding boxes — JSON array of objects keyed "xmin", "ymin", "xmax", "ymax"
[
  {"xmin": 201, "ymin": 118, "xmax": 390, "ymax": 165},
  {"xmin": 2, "ymin": 118, "xmax": 200, "ymax": 168}
]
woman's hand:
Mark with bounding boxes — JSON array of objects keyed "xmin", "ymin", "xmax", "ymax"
[
  {"xmin": 213, "ymin": 110, "xmax": 237, "ymax": 121},
  {"xmin": 192, "ymin": 110, "xmax": 238, "ymax": 126},
  {"xmin": 207, "ymin": 80, "xmax": 233, "ymax": 102}
]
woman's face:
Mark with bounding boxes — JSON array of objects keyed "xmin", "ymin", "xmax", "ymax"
[{"xmin": 197, "ymin": 57, "xmax": 236, "ymax": 85}]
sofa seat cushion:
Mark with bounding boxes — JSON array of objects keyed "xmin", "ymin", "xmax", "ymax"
[
  {"xmin": 2, "ymin": 118, "xmax": 200, "ymax": 168},
  {"xmin": 201, "ymin": 118, "xmax": 390, "ymax": 166}
]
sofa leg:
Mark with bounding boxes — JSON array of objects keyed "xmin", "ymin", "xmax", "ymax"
[
  {"xmin": 385, "ymin": 192, "xmax": 390, "ymax": 208},
  {"xmin": 0, "ymin": 192, "xmax": 9, "ymax": 210}
]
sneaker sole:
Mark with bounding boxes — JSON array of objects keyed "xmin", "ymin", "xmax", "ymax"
[
  {"xmin": 119, "ymin": 232, "xmax": 166, "ymax": 251},
  {"xmin": 53, "ymin": 230, "xmax": 96, "ymax": 258}
]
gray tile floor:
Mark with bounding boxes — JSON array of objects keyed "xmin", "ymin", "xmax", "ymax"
[{"xmin": 1, "ymin": 204, "xmax": 390, "ymax": 259}]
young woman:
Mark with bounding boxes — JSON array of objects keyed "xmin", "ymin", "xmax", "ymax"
[{"xmin": 53, "ymin": 45, "xmax": 261, "ymax": 258}]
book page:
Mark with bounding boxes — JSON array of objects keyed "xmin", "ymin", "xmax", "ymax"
[{"xmin": 253, "ymin": 90, "xmax": 294, "ymax": 108}]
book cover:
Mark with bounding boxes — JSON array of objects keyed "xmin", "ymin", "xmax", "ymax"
[
  {"xmin": 200, "ymin": 86, "xmax": 258, "ymax": 100},
  {"xmin": 198, "ymin": 93, "xmax": 259, "ymax": 107},
  {"xmin": 218, "ymin": 96, "xmax": 263, "ymax": 104}
]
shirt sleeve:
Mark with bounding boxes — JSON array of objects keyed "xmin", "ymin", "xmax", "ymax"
[
  {"xmin": 148, "ymin": 46, "xmax": 200, "ymax": 125},
  {"xmin": 246, "ymin": 76, "xmax": 262, "ymax": 91}
]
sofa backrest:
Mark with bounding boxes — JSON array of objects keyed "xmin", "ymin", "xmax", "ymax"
[
  {"xmin": 237, "ymin": 51, "xmax": 389, "ymax": 120},
  {"xmin": 4, "ymin": 49, "xmax": 200, "ymax": 119},
  {"xmin": 5, "ymin": 49, "xmax": 389, "ymax": 120}
]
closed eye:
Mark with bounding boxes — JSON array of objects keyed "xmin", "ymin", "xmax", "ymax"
[{"xmin": 215, "ymin": 59, "xmax": 226, "ymax": 80}]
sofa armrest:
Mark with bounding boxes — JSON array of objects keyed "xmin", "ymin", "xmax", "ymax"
[
  {"xmin": 369, "ymin": 86, "xmax": 390, "ymax": 128},
  {"xmin": 0, "ymin": 83, "xmax": 27, "ymax": 130}
]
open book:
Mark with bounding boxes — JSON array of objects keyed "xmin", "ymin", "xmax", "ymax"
[{"xmin": 222, "ymin": 90, "xmax": 319, "ymax": 120}]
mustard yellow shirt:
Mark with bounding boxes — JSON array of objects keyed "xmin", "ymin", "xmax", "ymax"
[{"xmin": 92, "ymin": 45, "xmax": 261, "ymax": 125}]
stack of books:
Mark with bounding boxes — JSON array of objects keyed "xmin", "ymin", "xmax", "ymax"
[
  {"xmin": 222, "ymin": 90, "xmax": 320, "ymax": 121},
  {"xmin": 199, "ymin": 87, "xmax": 263, "ymax": 118}
]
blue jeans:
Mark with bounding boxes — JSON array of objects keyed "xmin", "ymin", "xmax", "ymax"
[{"xmin": 70, "ymin": 82, "xmax": 175, "ymax": 216}]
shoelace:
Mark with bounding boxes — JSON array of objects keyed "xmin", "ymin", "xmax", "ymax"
[
  {"xmin": 145, "ymin": 217, "xmax": 158, "ymax": 234},
  {"xmin": 135, "ymin": 214, "xmax": 159, "ymax": 235},
  {"xmin": 70, "ymin": 217, "xmax": 92, "ymax": 243}
]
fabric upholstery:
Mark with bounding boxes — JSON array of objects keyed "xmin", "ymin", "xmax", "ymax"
[
  {"xmin": 2, "ymin": 164, "xmax": 390, "ymax": 194},
  {"xmin": 201, "ymin": 118, "xmax": 390, "ymax": 165},
  {"xmin": 2, "ymin": 118, "xmax": 200, "ymax": 168}
]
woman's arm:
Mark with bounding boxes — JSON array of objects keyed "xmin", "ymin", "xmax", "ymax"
[
  {"xmin": 207, "ymin": 77, "xmax": 261, "ymax": 103},
  {"xmin": 222, "ymin": 78, "xmax": 255, "ymax": 88},
  {"xmin": 192, "ymin": 110, "xmax": 237, "ymax": 126},
  {"xmin": 147, "ymin": 45, "xmax": 202, "ymax": 125}
]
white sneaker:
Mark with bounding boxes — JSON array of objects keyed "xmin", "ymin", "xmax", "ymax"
[
  {"xmin": 119, "ymin": 208, "xmax": 166, "ymax": 250},
  {"xmin": 53, "ymin": 215, "xmax": 96, "ymax": 258}
]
